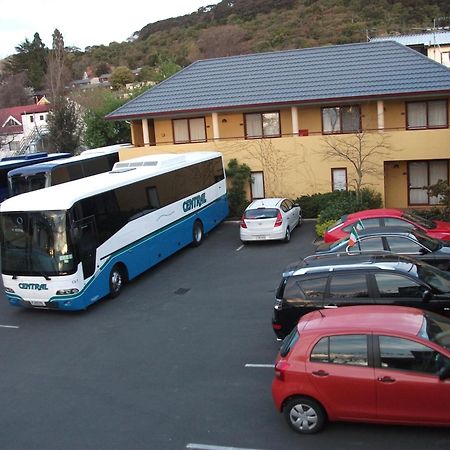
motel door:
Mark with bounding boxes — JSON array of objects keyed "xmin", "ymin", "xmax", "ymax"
[{"xmin": 251, "ymin": 172, "xmax": 264, "ymax": 199}]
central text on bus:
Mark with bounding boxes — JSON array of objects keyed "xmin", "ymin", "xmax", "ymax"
[
  {"xmin": 19, "ymin": 283, "xmax": 49, "ymax": 291},
  {"xmin": 183, "ymin": 192, "xmax": 207, "ymax": 212}
]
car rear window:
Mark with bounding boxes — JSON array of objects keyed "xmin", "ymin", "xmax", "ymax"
[
  {"xmin": 280, "ymin": 327, "xmax": 300, "ymax": 357},
  {"xmin": 244, "ymin": 208, "xmax": 278, "ymax": 219}
]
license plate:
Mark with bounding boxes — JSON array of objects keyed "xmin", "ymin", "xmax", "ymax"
[
  {"xmin": 255, "ymin": 235, "xmax": 267, "ymax": 240},
  {"xmin": 30, "ymin": 300, "xmax": 46, "ymax": 307}
]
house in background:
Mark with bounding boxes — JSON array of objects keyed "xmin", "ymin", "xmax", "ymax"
[
  {"xmin": 106, "ymin": 41, "xmax": 450, "ymax": 209},
  {"xmin": 370, "ymin": 31, "xmax": 450, "ymax": 67},
  {"xmin": 0, "ymin": 100, "xmax": 50, "ymax": 157}
]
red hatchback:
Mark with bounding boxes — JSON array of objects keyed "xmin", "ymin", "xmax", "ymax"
[
  {"xmin": 323, "ymin": 208, "xmax": 450, "ymax": 243},
  {"xmin": 272, "ymin": 306, "xmax": 450, "ymax": 434}
]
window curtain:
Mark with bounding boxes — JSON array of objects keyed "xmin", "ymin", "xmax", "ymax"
[
  {"xmin": 428, "ymin": 100, "xmax": 447, "ymax": 127},
  {"xmin": 189, "ymin": 118, "xmax": 206, "ymax": 142},
  {"xmin": 409, "ymin": 161, "xmax": 428, "ymax": 204},
  {"xmin": 407, "ymin": 102, "xmax": 427, "ymax": 128},
  {"xmin": 173, "ymin": 119, "xmax": 189, "ymax": 143},
  {"xmin": 429, "ymin": 160, "xmax": 448, "ymax": 205},
  {"xmin": 246, "ymin": 114, "xmax": 263, "ymax": 137}
]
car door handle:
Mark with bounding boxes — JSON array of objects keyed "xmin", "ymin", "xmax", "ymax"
[
  {"xmin": 324, "ymin": 304, "xmax": 338, "ymax": 308},
  {"xmin": 377, "ymin": 376, "xmax": 396, "ymax": 383},
  {"xmin": 312, "ymin": 370, "xmax": 329, "ymax": 377}
]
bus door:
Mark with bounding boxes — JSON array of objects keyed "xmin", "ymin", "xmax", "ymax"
[{"xmin": 73, "ymin": 216, "xmax": 97, "ymax": 279}]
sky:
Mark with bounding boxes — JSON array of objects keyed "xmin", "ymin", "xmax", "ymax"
[{"xmin": 0, "ymin": 0, "xmax": 221, "ymax": 59}]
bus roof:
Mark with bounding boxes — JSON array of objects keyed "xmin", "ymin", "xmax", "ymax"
[
  {"xmin": 6, "ymin": 144, "xmax": 130, "ymax": 177},
  {"xmin": 0, "ymin": 153, "xmax": 71, "ymax": 169},
  {"xmin": 0, "ymin": 151, "xmax": 223, "ymax": 212}
]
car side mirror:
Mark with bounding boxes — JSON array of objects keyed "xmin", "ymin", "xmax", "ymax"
[
  {"xmin": 422, "ymin": 289, "xmax": 432, "ymax": 302},
  {"xmin": 438, "ymin": 365, "xmax": 450, "ymax": 381}
]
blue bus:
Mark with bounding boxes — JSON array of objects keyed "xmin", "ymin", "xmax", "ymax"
[
  {"xmin": 7, "ymin": 144, "xmax": 130, "ymax": 197},
  {"xmin": 0, "ymin": 151, "xmax": 229, "ymax": 311},
  {"xmin": 0, "ymin": 152, "xmax": 71, "ymax": 202}
]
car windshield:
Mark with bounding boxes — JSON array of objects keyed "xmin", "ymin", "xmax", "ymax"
[
  {"xmin": 419, "ymin": 312, "xmax": 450, "ymax": 350},
  {"xmin": 327, "ymin": 216, "xmax": 345, "ymax": 231},
  {"xmin": 414, "ymin": 262, "xmax": 450, "ymax": 293},
  {"xmin": 0, "ymin": 210, "xmax": 76, "ymax": 276},
  {"xmin": 245, "ymin": 208, "xmax": 278, "ymax": 219},
  {"xmin": 403, "ymin": 212, "xmax": 436, "ymax": 229},
  {"xmin": 412, "ymin": 230, "xmax": 442, "ymax": 251}
]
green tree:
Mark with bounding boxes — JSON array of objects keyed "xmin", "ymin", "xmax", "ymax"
[
  {"xmin": 3, "ymin": 33, "xmax": 48, "ymax": 91},
  {"xmin": 225, "ymin": 158, "xmax": 251, "ymax": 217},
  {"xmin": 109, "ymin": 66, "xmax": 134, "ymax": 90},
  {"xmin": 82, "ymin": 90, "xmax": 131, "ymax": 148}
]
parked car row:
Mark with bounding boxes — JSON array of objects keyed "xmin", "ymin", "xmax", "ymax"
[{"xmin": 268, "ymin": 207, "xmax": 450, "ymax": 435}]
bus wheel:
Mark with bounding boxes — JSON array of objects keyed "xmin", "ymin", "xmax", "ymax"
[
  {"xmin": 192, "ymin": 220, "xmax": 204, "ymax": 247},
  {"xmin": 109, "ymin": 265, "xmax": 124, "ymax": 298}
]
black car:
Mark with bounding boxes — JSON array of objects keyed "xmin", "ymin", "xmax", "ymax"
[
  {"xmin": 272, "ymin": 253, "xmax": 450, "ymax": 339},
  {"xmin": 315, "ymin": 226, "xmax": 450, "ymax": 271}
]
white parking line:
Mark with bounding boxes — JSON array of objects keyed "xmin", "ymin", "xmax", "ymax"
[
  {"xmin": 236, "ymin": 244, "xmax": 244, "ymax": 251},
  {"xmin": 187, "ymin": 444, "xmax": 266, "ymax": 450},
  {"xmin": 244, "ymin": 364, "xmax": 274, "ymax": 368},
  {"xmin": 0, "ymin": 325, "xmax": 19, "ymax": 329}
]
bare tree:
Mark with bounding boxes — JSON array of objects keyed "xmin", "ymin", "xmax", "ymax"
[
  {"xmin": 321, "ymin": 130, "xmax": 391, "ymax": 203},
  {"xmin": 0, "ymin": 73, "xmax": 32, "ymax": 108}
]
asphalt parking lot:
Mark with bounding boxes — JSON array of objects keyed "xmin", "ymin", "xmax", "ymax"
[{"xmin": 1, "ymin": 220, "xmax": 450, "ymax": 450}]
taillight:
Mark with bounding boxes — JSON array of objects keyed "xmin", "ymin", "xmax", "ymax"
[
  {"xmin": 274, "ymin": 212, "xmax": 283, "ymax": 227},
  {"xmin": 274, "ymin": 360, "xmax": 289, "ymax": 381},
  {"xmin": 240, "ymin": 215, "xmax": 247, "ymax": 228}
]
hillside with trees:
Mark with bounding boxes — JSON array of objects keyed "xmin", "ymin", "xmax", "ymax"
[{"xmin": 1, "ymin": 0, "xmax": 449, "ymax": 152}]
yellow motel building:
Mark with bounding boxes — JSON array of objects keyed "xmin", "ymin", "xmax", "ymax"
[{"xmin": 106, "ymin": 41, "xmax": 450, "ymax": 209}]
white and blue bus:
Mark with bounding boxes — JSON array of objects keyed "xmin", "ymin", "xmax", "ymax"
[
  {"xmin": 7, "ymin": 144, "xmax": 130, "ymax": 197},
  {"xmin": 0, "ymin": 151, "xmax": 228, "ymax": 311},
  {"xmin": 0, "ymin": 152, "xmax": 71, "ymax": 201}
]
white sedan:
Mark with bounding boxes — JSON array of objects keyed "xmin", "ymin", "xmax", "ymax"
[{"xmin": 240, "ymin": 198, "xmax": 302, "ymax": 243}]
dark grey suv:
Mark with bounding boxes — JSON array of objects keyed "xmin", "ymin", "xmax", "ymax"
[{"xmin": 272, "ymin": 253, "xmax": 450, "ymax": 339}]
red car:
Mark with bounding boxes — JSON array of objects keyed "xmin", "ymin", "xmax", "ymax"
[
  {"xmin": 272, "ymin": 305, "xmax": 450, "ymax": 434},
  {"xmin": 324, "ymin": 208, "xmax": 450, "ymax": 243}
]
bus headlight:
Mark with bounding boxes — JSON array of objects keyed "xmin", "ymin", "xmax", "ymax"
[
  {"xmin": 4, "ymin": 287, "xmax": 15, "ymax": 293},
  {"xmin": 56, "ymin": 288, "xmax": 79, "ymax": 295}
]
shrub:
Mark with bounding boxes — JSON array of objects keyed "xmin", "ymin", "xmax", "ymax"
[
  {"xmin": 226, "ymin": 159, "xmax": 251, "ymax": 217},
  {"xmin": 315, "ymin": 219, "xmax": 336, "ymax": 239},
  {"xmin": 296, "ymin": 188, "xmax": 382, "ymax": 221}
]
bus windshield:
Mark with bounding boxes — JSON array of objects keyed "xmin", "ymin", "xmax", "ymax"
[
  {"xmin": 0, "ymin": 211, "xmax": 77, "ymax": 276},
  {"xmin": 9, "ymin": 173, "xmax": 47, "ymax": 196}
]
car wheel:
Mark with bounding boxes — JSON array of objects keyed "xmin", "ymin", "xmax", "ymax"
[
  {"xmin": 192, "ymin": 220, "xmax": 204, "ymax": 247},
  {"xmin": 109, "ymin": 265, "xmax": 124, "ymax": 298},
  {"xmin": 284, "ymin": 227, "xmax": 291, "ymax": 243},
  {"xmin": 283, "ymin": 396, "xmax": 326, "ymax": 434}
]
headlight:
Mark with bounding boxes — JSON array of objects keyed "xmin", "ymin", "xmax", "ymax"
[
  {"xmin": 56, "ymin": 288, "xmax": 79, "ymax": 295},
  {"xmin": 4, "ymin": 287, "xmax": 15, "ymax": 293}
]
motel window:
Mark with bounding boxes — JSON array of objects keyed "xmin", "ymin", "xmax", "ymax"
[
  {"xmin": 408, "ymin": 160, "xmax": 449, "ymax": 205},
  {"xmin": 322, "ymin": 105, "xmax": 361, "ymax": 134},
  {"xmin": 406, "ymin": 100, "xmax": 447, "ymax": 129},
  {"xmin": 332, "ymin": 168, "xmax": 347, "ymax": 191},
  {"xmin": 173, "ymin": 117, "xmax": 206, "ymax": 144},
  {"xmin": 30, "ymin": 116, "xmax": 34, "ymax": 123},
  {"xmin": 245, "ymin": 112, "xmax": 281, "ymax": 138}
]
